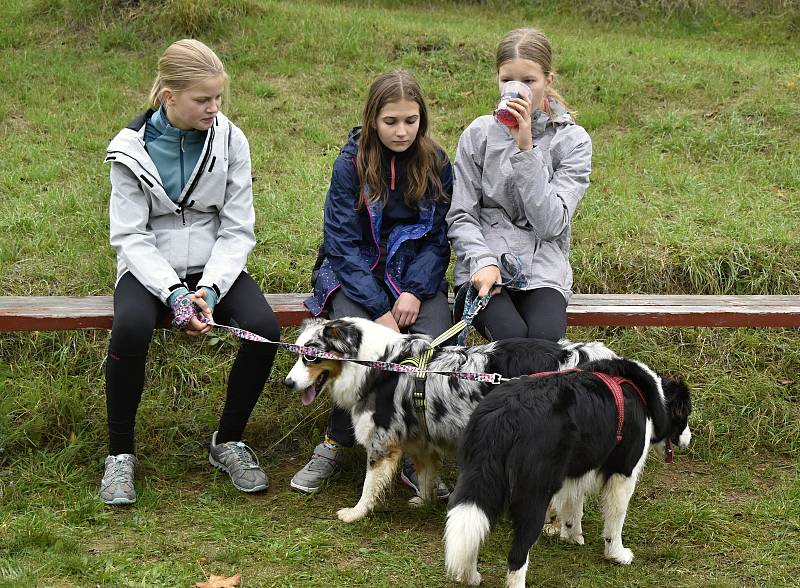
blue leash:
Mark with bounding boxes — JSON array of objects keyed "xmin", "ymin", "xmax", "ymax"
[{"xmin": 455, "ymin": 254, "xmax": 526, "ymax": 345}]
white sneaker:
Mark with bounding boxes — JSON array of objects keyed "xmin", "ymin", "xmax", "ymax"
[{"xmin": 100, "ymin": 454, "xmax": 137, "ymax": 505}]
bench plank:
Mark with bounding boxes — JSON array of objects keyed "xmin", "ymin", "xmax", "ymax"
[{"xmin": 1, "ymin": 294, "xmax": 799, "ymax": 331}]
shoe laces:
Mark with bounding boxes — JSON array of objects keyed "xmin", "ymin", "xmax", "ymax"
[
  {"xmin": 225, "ymin": 441, "xmax": 261, "ymax": 470},
  {"xmin": 107, "ymin": 455, "xmax": 133, "ymax": 483},
  {"xmin": 401, "ymin": 458, "xmax": 418, "ymax": 483},
  {"xmin": 307, "ymin": 452, "xmax": 336, "ymax": 473}
]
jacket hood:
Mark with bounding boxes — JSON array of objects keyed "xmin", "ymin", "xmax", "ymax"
[
  {"xmin": 531, "ymin": 97, "xmax": 575, "ymax": 135},
  {"xmin": 125, "ymin": 109, "xmax": 155, "ymax": 132},
  {"xmin": 107, "ymin": 111, "xmax": 230, "ymax": 156},
  {"xmin": 340, "ymin": 126, "xmax": 361, "ymax": 158}
]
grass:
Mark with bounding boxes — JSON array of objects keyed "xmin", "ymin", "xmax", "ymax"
[{"xmin": 1, "ymin": 0, "xmax": 799, "ymax": 586}]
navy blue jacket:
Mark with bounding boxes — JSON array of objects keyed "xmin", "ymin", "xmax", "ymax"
[{"xmin": 305, "ymin": 127, "xmax": 453, "ymax": 319}]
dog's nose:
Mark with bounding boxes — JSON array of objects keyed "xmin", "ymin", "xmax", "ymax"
[{"xmin": 284, "ymin": 377, "xmax": 294, "ymax": 389}]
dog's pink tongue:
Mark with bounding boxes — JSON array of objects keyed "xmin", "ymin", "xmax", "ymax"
[{"xmin": 301, "ymin": 385, "xmax": 317, "ymax": 406}]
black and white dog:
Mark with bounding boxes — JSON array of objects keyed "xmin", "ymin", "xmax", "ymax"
[
  {"xmin": 283, "ymin": 317, "xmax": 618, "ymax": 523},
  {"xmin": 444, "ymin": 358, "xmax": 692, "ymax": 587}
]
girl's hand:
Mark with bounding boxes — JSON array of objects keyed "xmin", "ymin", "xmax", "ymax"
[
  {"xmin": 471, "ymin": 265, "xmax": 502, "ymax": 297},
  {"xmin": 392, "ymin": 292, "xmax": 421, "ymax": 329},
  {"xmin": 506, "ymin": 96, "xmax": 533, "ymax": 151},
  {"xmin": 375, "ymin": 311, "xmax": 401, "ymax": 333},
  {"xmin": 185, "ymin": 290, "xmax": 213, "ymax": 337}
]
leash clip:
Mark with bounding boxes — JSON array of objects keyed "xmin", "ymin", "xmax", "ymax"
[{"xmin": 664, "ymin": 439, "xmax": 674, "ymax": 464}]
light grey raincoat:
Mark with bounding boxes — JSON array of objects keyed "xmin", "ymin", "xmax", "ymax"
[
  {"xmin": 446, "ymin": 98, "xmax": 591, "ymax": 301},
  {"xmin": 104, "ymin": 111, "xmax": 256, "ymax": 303}
]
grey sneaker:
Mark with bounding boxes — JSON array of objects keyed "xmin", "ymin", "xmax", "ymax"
[
  {"xmin": 100, "ymin": 453, "xmax": 137, "ymax": 506},
  {"xmin": 400, "ymin": 455, "xmax": 450, "ymax": 501},
  {"xmin": 208, "ymin": 431, "xmax": 268, "ymax": 493},
  {"xmin": 290, "ymin": 442, "xmax": 341, "ymax": 494}
]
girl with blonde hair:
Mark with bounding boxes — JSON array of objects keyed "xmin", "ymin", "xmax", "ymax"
[
  {"xmin": 101, "ymin": 39, "xmax": 278, "ymax": 505},
  {"xmin": 447, "ymin": 28, "xmax": 592, "ymax": 342}
]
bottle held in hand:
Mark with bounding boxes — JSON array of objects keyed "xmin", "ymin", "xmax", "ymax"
[{"xmin": 495, "ymin": 81, "xmax": 532, "ymax": 128}]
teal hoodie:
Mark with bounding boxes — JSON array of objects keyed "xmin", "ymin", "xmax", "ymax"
[{"xmin": 144, "ymin": 107, "xmax": 206, "ymax": 202}]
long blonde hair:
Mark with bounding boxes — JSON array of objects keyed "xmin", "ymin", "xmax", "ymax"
[
  {"xmin": 357, "ymin": 70, "xmax": 446, "ymax": 209},
  {"xmin": 147, "ymin": 39, "xmax": 229, "ymax": 109},
  {"xmin": 495, "ymin": 28, "xmax": 571, "ymax": 114}
]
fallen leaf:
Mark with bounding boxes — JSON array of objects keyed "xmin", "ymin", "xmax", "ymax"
[{"xmin": 195, "ymin": 573, "xmax": 241, "ymax": 588}]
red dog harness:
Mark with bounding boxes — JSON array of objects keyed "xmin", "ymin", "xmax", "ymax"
[{"xmin": 529, "ymin": 369, "xmax": 647, "ymax": 445}]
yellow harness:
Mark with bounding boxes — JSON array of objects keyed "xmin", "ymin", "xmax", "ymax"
[{"xmin": 400, "ymin": 321, "xmax": 469, "ymax": 438}]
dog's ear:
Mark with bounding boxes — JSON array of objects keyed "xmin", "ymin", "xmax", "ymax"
[
  {"xmin": 300, "ymin": 317, "xmax": 324, "ymax": 331},
  {"xmin": 662, "ymin": 376, "xmax": 692, "ymax": 420},
  {"xmin": 322, "ymin": 319, "xmax": 362, "ymax": 356}
]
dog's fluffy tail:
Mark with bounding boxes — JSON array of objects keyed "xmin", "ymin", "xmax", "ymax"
[
  {"xmin": 444, "ymin": 502, "xmax": 491, "ymax": 584},
  {"xmin": 559, "ymin": 339, "xmax": 619, "ymax": 369}
]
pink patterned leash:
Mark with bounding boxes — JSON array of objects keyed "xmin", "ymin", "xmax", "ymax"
[{"xmin": 199, "ymin": 317, "xmax": 502, "ymax": 384}]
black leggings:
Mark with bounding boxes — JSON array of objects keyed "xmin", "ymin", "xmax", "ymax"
[
  {"xmin": 105, "ymin": 272, "xmax": 279, "ymax": 455},
  {"xmin": 455, "ymin": 286, "xmax": 567, "ymax": 343}
]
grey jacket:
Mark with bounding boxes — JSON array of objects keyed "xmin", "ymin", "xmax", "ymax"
[
  {"xmin": 446, "ymin": 100, "xmax": 591, "ymax": 301},
  {"xmin": 104, "ymin": 111, "xmax": 256, "ymax": 303}
]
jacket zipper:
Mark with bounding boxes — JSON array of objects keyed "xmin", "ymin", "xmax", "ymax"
[
  {"xmin": 179, "ymin": 135, "xmax": 186, "ymax": 225},
  {"xmin": 180, "ymin": 134, "xmax": 186, "ymax": 191},
  {"xmin": 176, "ymin": 125, "xmax": 215, "ymax": 225},
  {"xmin": 384, "ymin": 155, "xmax": 399, "ymax": 293}
]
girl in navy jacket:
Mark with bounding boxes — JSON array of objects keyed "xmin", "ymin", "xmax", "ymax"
[{"xmin": 295, "ymin": 70, "xmax": 453, "ymax": 496}]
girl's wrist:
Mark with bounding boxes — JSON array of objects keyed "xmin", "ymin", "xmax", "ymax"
[{"xmin": 517, "ymin": 138, "xmax": 535, "ymax": 151}]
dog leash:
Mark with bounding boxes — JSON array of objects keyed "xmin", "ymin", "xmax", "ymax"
[
  {"xmin": 454, "ymin": 253, "xmax": 526, "ymax": 346},
  {"xmin": 396, "ymin": 254, "xmax": 526, "ymax": 435},
  {"xmin": 397, "ymin": 255, "xmax": 525, "ymax": 434},
  {"xmin": 195, "ymin": 316, "xmax": 504, "ymax": 384}
]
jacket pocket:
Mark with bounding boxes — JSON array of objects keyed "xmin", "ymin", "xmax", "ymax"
[{"xmin": 479, "ymin": 207, "xmax": 538, "ymax": 284}]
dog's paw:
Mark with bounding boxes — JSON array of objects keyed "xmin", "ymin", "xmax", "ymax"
[
  {"xmin": 463, "ymin": 570, "xmax": 482, "ymax": 586},
  {"xmin": 337, "ymin": 507, "xmax": 366, "ymax": 523},
  {"xmin": 407, "ymin": 496, "xmax": 424, "ymax": 507},
  {"xmin": 606, "ymin": 547, "xmax": 634, "ymax": 565},
  {"xmin": 561, "ymin": 532, "xmax": 584, "ymax": 546},
  {"xmin": 450, "ymin": 571, "xmax": 481, "ymax": 586},
  {"xmin": 542, "ymin": 521, "xmax": 560, "ymax": 537}
]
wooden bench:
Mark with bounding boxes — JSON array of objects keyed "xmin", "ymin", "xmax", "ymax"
[{"xmin": 1, "ymin": 294, "xmax": 799, "ymax": 331}]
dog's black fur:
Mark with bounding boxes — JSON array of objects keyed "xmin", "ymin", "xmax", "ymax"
[
  {"xmin": 284, "ymin": 317, "xmax": 618, "ymax": 522},
  {"xmin": 444, "ymin": 358, "xmax": 692, "ymax": 587}
]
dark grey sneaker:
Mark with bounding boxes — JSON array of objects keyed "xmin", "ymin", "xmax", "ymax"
[
  {"xmin": 400, "ymin": 455, "xmax": 450, "ymax": 501},
  {"xmin": 290, "ymin": 442, "xmax": 341, "ymax": 494},
  {"xmin": 100, "ymin": 454, "xmax": 137, "ymax": 506},
  {"xmin": 208, "ymin": 431, "xmax": 268, "ymax": 493}
]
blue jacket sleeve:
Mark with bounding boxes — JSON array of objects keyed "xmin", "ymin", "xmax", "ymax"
[
  {"xmin": 323, "ymin": 157, "xmax": 392, "ymax": 319},
  {"xmin": 402, "ymin": 157, "xmax": 453, "ymax": 299}
]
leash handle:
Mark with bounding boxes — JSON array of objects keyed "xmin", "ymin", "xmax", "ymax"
[
  {"xmin": 455, "ymin": 253, "xmax": 527, "ymax": 346},
  {"xmin": 496, "ymin": 253, "xmax": 526, "ymax": 289}
]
